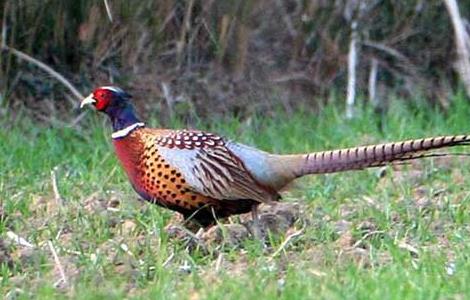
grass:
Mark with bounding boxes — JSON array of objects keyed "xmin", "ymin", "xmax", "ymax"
[{"xmin": 2, "ymin": 93, "xmax": 470, "ymax": 299}]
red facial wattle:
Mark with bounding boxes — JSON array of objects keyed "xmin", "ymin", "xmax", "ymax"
[{"xmin": 94, "ymin": 89, "xmax": 112, "ymax": 111}]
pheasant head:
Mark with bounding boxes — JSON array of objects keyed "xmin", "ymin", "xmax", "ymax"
[{"xmin": 80, "ymin": 86, "xmax": 143, "ymax": 134}]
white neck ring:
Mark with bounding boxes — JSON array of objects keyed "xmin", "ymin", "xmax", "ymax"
[{"xmin": 111, "ymin": 122, "xmax": 145, "ymax": 139}]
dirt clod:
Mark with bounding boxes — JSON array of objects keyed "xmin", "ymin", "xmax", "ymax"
[{"xmin": 202, "ymin": 224, "xmax": 249, "ymax": 247}]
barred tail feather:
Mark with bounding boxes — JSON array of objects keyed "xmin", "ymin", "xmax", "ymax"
[{"xmin": 299, "ymin": 135, "xmax": 470, "ymax": 175}]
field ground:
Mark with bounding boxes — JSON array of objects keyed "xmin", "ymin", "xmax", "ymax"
[{"xmin": 2, "ymin": 96, "xmax": 470, "ymax": 299}]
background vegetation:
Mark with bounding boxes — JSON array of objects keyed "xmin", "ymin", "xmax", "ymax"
[
  {"xmin": 2, "ymin": 1, "xmax": 470, "ymax": 299},
  {"xmin": 1, "ymin": 0, "xmax": 470, "ymax": 120}
]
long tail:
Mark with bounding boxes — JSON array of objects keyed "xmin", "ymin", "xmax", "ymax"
[{"xmin": 268, "ymin": 135, "xmax": 470, "ymax": 188}]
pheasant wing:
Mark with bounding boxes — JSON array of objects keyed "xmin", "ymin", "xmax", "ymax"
[
  {"xmin": 155, "ymin": 130, "xmax": 277, "ymax": 203},
  {"xmin": 191, "ymin": 145, "xmax": 277, "ymax": 202}
]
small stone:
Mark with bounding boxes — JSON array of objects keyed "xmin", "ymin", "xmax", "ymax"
[
  {"xmin": 0, "ymin": 239, "xmax": 12, "ymax": 267},
  {"xmin": 108, "ymin": 198, "xmax": 120, "ymax": 208},
  {"xmin": 202, "ymin": 224, "xmax": 249, "ymax": 247},
  {"xmin": 334, "ymin": 220, "xmax": 352, "ymax": 235},
  {"xmin": 336, "ymin": 230, "xmax": 355, "ymax": 248},
  {"xmin": 121, "ymin": 220, "xmax": 137, "ymax": 235},
  {"xmin": 356, "ymin": 220, "xmax": 377, "ymax": 233}
]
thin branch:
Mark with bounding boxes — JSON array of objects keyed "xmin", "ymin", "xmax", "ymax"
[
  {"xmin": 397, "ymin": 240, "xmax": 419, "ymax": 255},
  {"xmin": 69, "ymin": 111, "xmax": 87, "ymax": 129},
  {"xmin": 162, "ymin": 252, "xmax": 175, "ymax": 268},
  {"xmin": 51, "ymin": 167, "xmax": 63, "ymax": 206},
  {"xmin": 119, "ymin": 243, "xmax": 145, "ymax": 266},
  {"xmin": 270, "ymin": 72, "xmax": 311, "ymax": 83},
  {"xmin": 103, "ymin": 0, "xmax": 113, "ymax": 22},
  {"xmin": 350, "ymin": 230, "xmax": 385, "ymax": 249},
  {"xmin": 215, "ymin": 252, "xmax": 224, "ymax": 272},
  {"xmin": 161, "ymin": 81, "xmax": 174, "ymax": 117},
  {"xmin": 157, "ymin": 8, "xmax": 177, "ymax": 34},
  {"xmin": 362, "ymin": 40, "xmax": 416, "ymax": 70},
  {"xmin": 1, "ymin": 45, "xmax": 84, "ymax": 101},
  {"xmin": 269, "ymin": 227, "xmax": 304, "ymax": 260},
  {"xmin": 48, "ymin": 240, "xmax": 67, "ymax": 287},
  {"xmin": 6, "ymin": 231, "xmax": 35, "ymax": 248}
]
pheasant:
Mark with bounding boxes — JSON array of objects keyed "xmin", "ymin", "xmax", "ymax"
[{"xmin": 81, "ymin": 86, "xmax": 470, "ymax": 228}]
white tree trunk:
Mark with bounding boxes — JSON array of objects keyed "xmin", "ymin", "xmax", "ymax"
[
  {"xmin": 444, "ymin": 0, "xmax": 470, "ymax": 97},
  {"xmin": 346, "ymin": 21, "xmax": 358, "ymax": 119},
  {"xmin": 368, "ymin": 58, "xmax": 378, "ymax": 107}
]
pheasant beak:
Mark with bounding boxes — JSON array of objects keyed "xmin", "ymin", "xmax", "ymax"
[{"xmin": 80, "ymin": 93, "xmax": 96, "ymax": 108}]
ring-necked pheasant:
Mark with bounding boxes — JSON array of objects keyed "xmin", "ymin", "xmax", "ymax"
[{"xmin": 81, "ymin": 86, "xmax": 470, "ymax": 228}]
